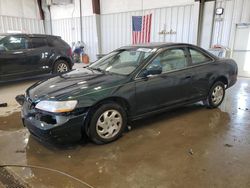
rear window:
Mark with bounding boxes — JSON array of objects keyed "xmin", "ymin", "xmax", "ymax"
[
  {"xmin": 189, "ymin": 48, "xmax": 212, "ymax": 64},
  {"xmin": 48, "ymin": 37, "xmax": 69, "ymax": 47},
  {"xmin": 31, "ymin": 37, "xmax": 47, "ymax": 48}
]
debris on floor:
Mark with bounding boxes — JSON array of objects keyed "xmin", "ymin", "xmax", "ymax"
[
  {"xmin": 15, "ymin": 150, "xmax": 25, "ymax": 153},
  {"xmin": 0, "ymin": 167, "xmax": 29, "ymax": 188},
  {"xmin": 0, "ymin": 103, "xmax": 8, "ymax": 107},
  {"xmin": 224, "ymin": 144, "xmax": 233, "ymax": 147},
  {"xmin": 188, "ymin": 149, "xmax": 194, "ymax": 155},
  {"xmin": 238, "ymin": 107, "xmax": 249, "ymax": 111}
]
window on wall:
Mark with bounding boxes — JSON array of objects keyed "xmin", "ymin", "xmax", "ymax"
[
  {"xmin": 0, "ymin": 36, "xmax": 28, "ymax": 51},
  {"xmin": 147, "ymin": 48, "xmax": 188, "ymax": 73},
  {"xmin": 189, "ymin": 48, "xmax": 212, "ymax": 64}
]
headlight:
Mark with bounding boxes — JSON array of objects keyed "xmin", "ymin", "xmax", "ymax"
[{"xmin": 35, "ymin": 100, "xmax": 78, "ymax": 113}]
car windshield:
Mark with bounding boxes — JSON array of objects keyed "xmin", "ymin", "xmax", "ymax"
[
  {"xmin": 89, "ymin": 48, "xmax": 153, "ymax": 75},
  {"xmin": 0, "ymin": 35, "xmax": 6, "ymax": 40}
]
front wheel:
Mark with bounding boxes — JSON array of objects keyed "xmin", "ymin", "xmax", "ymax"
[
  {"xmin": 88, "ymin": 103, "xmax": 127, "ymax": 144},
  {"xmin": 203, "ymin": 81, "xmax": 225, "ymax": 108}
]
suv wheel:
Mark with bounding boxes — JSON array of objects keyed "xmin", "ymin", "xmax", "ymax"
[
  {"xmin": 89, "ymin": 102, "xmax": 127, "ymax": 144},
  {"xmin": 203, "ymin": 81, "xmax": 225, "ymax": 108},
  {"xmin": 53, "ymin": 60, "xmax": 69, "ymax": 74}
]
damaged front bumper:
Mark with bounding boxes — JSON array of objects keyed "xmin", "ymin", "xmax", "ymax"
[{"xmin": 17, "ymin": 95, "xmax": 87, "ymax": 144}]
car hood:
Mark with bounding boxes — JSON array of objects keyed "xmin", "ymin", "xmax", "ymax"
[{"xmin": 27, "ymin": 68, "xmax": 127, "ymax": 101}]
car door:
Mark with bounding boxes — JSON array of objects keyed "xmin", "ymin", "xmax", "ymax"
[
  {"xmin": 0, "ymin": 36, "xmax": 33, "ymax": 80},
  {"xmin": 135, "ymin": 47, "xmax": 194, "ymax": 115},
  {"xmin": 28, "ymin": 37, "xmax": 52, "ymax": 74},
  {"xmin": 186, "ymin": 47, "xmax": 214, "ymax": 99}
]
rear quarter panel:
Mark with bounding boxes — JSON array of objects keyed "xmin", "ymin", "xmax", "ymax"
[
  {"xmin": 46, "ymin": 37, "xmax": 73, "ymax": 71},
  {"xmin": 191, "ymin": 58, "xmax": 237, "ymax": 98}
]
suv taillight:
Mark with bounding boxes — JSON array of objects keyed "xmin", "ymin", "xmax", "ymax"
[{"xmin": 67, "ymin": 48, "xmax": 73, "ymax": 56}]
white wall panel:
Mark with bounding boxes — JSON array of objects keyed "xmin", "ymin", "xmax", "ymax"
[
  {"xmin": 52, "ymin": 16, "xmax": 98, "ymax": 62},
  {"xmin": 212, "ymin": 0, "xmax": 250, "ymax": 48},
  {"xmin": 0, "ymin": 16, "xmax": 44, "ymax": 34},
  {"xmin": 211, "ymin": 0, "xmax": 250, "ymax": 77},
  {"xmin": 100, "ymin": 0, "xmax": 194, "ymax": 14},
  {"xmin": 51, "ymin": 2, "xmax": 198, "ymax": 60},
  {"xmin": 200, "ymin": 1, "xmax": 215, "ymax": 49},
  {"xmin": 101, "ymin": 4, "xmax": 197, "ymax": 54},
  {"xmin": 51, "ymin": 0, "xmax": 94, "ymax": 19},
  {"xmin": 0, "ymin": 0, "xmax": 40, "ymax": 19},
  {"xmin": 101, "ymin": 11, "xmax": 140, "ymax": 54}
]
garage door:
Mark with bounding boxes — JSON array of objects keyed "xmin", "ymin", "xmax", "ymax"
[{"xmin": 233, "ymin": 24, "xmax": 250, "ymax": 77}]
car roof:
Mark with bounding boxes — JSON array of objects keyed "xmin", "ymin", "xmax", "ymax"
[
  {"xmin": 117, "ymin": 42, "xmax": 219, "ymax": 59},
  {"xmin": 0, "ymin": 33, "xmax": 60, "ymax": 38},
  {"xmin": 118, "ymin": 42, "xmax": 199, "ymax": 50}
]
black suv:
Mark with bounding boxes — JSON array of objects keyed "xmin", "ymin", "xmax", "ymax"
[{"xmin": 0, "ymin": 34, "xmax": 73, "ymax": 82}]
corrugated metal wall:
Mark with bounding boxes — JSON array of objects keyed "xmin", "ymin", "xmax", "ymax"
[
  {"xmin": 51, "ymin": 3, "xmax": 197, "ymax": 61},
  {"xmin": 52, "ymin": 16, "xmax": 98, "ymax": 62},
  {"xmin": 212, "ymin": 0, "xmax": 250, "ymax": 47},
  {"xmin": 101, "ymin": 4, "xmax": 197, "ymax": 54},
  {"xmin": 0, "ymin": 15, "xmax": 44, "ymax": 34}
]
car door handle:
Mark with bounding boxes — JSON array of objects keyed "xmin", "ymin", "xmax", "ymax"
[
  {"xmin": 13, "ymin": 51, "xmax": 25, "ymax": 54},
  {"xmin": 184, "ymin": 75, "xmax": 192, "ymax": 79},
  {"xmin": 147, "ymin": 74, "xmax": 158, "ymax": 78}
]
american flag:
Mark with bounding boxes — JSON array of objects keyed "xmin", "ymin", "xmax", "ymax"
[{"xmin": 132, "ymin": 14, "xmax": 152, "ymax": 44}]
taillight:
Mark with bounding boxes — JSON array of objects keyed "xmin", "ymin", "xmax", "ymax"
[{"xmin": 67, "ymin": 48, "xmax": 73, "ymax": 56}]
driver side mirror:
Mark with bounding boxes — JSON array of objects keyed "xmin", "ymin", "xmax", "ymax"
[{"xmin": 141, "ymin": 64, "xmax": 162, "ymax": 78}]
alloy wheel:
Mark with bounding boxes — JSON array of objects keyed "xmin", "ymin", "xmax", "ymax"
[{"xmin": 57, "ymin": 63, "xmax": 68, "ymax": 73}]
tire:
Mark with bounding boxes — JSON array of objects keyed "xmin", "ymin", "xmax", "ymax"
[
  {"xmin": 88, "ymin": 102, "xmax": 127, "ymax": 144},
  {"xmin": 203, "ymin": 81, "xmax": 225, "ymax": 108},
  {"xmin": 53, "ymin": 60, "xmax": 70, "ymax": 74}
]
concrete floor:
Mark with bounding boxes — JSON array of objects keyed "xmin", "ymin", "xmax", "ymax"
[
  {"xmin": 0, "ymin": 63, "xmax": 84, "ymax": 117},
  {"xmin": 0, "ymin": 76, "xmax": 250, "ymax": 188}
]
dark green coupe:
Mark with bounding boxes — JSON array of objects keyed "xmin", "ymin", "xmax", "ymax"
[{"xmin": 17, "ymin": 43, "xmax": 237, "ymax": 144}]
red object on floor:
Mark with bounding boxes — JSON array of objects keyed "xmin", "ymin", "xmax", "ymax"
[{"xmin": 82, "ymin": 54, "xmax": 89, "ymax": 64}]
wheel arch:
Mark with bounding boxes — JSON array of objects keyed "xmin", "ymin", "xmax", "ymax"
[
  {"xmin": 83, "ymin": 96, "xmax": 131, "ymax": 136},
  {"xmin": 205, "ymin": 77, "xmax": 226, "ymax": 108},
  {"xmin": 213, "ymin": 75, "xmax": 228, "ymax": 88},
  {"xmin": 52, "ymin": 56, "xmax": 72, "ymax": 71}
]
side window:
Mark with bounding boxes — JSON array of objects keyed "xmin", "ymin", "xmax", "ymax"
[
  {"xmin": 31, "ymin": 37, "xmax": 47, "ymax": 48},
  {"xmin": 0, "ymin": 36, "xmax": 28, "ymax": 51},
  {"xmin": 147, "ymin": 48, "xmax": 188, "ymax": 73},
  {"xmin": 189, "ymin": 48, "xmax": 212, "ymax": 64}
]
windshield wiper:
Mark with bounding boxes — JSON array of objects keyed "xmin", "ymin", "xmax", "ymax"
[
  {"xmin": 90, "ymin": 67, "xmax": 108, "ymax": 73},
  {"xmin": 82, "ymin": 65, "xmax": 95, "ymax": 73},
  {"xmin": 84, "ymin": 65, "xmax": 107, "ymax": 74}
]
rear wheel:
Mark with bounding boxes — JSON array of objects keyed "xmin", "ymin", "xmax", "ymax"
[
  {"xmin": 88, "ymin": 102, "xmax": 127, "ymax": 144},
  {"xmin": 53, "ymin": 60, "xmax": 69, "ymax": 74},
  {"xmin": 203, "ymin": 81, "xmax": 225, "ymax": 108}
]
